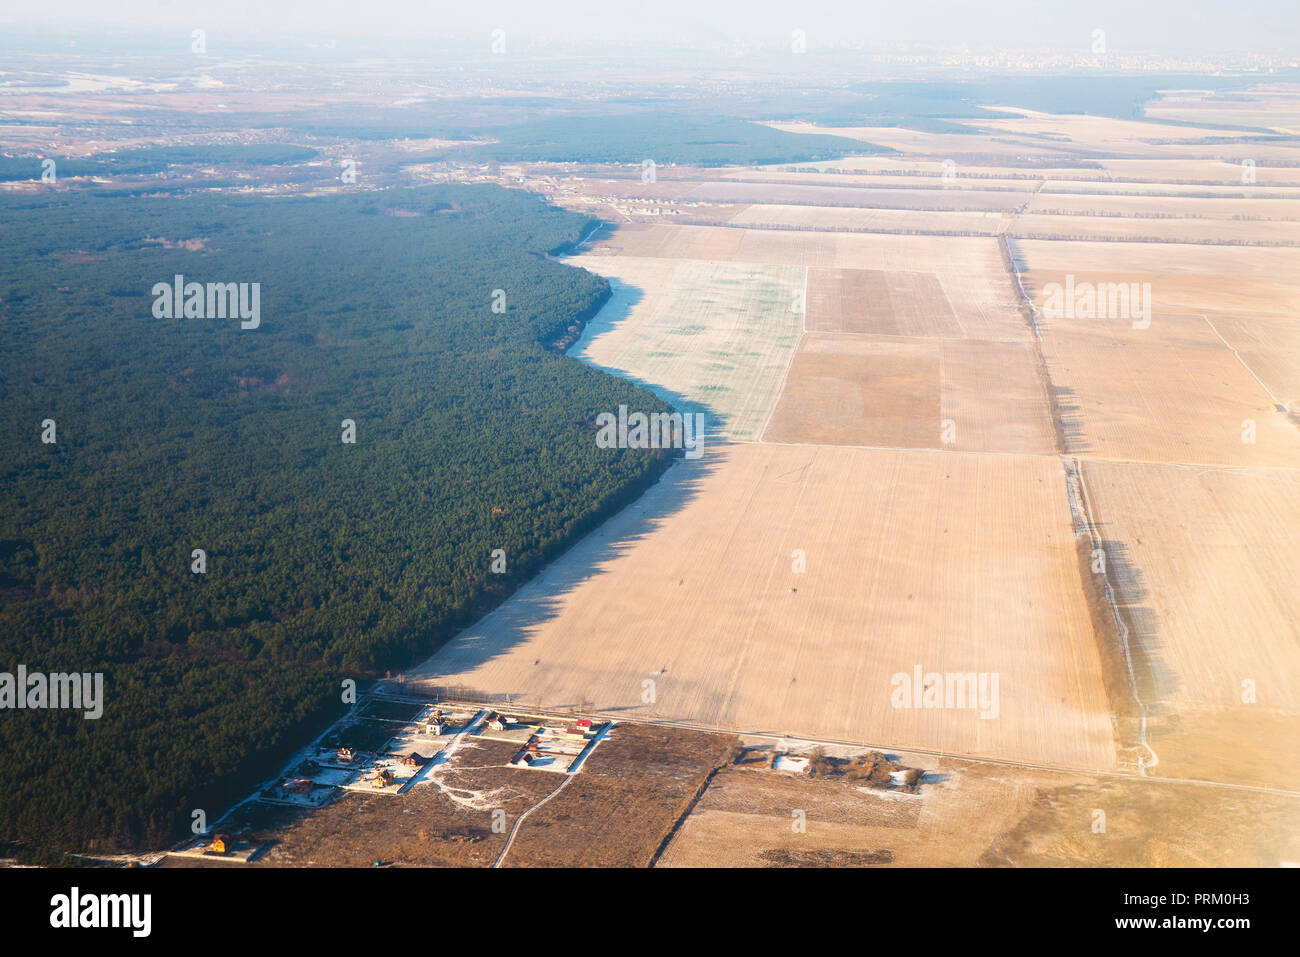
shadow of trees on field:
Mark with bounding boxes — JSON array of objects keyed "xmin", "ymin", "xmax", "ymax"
[
  {"xmin": 1050, "ymin": 383, "xmax": 1093, "ymax": 454},
  {"xmin": 569, "ymin": 272, "xmax": 725, "ymax": 434},
  {"xmin": 407, "ymin": 266, "xmax": 733, "ymax": 714},
  {"xmin": 1088, "ymin": 526, "xmax": 1174, "ymax": 726}
]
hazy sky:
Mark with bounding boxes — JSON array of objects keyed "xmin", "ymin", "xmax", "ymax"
[{"xmin": 3, "ymin": 0, "xmax": 1297, "ymax": 55}]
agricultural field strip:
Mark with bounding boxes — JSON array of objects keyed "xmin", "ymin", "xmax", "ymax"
[
  {"xmin": 1200, "ymin": 313, "xmax": 1289, "ymax": 410},
  {"xmin": 604, "ymin": 199, "xmax": 1300, "ymax": 245},
  {"xmin": 754, "ymin": 265, "xmax": 809, "ymax": 442},
  {"xmin": 427, "ymin": 698, "xmax": 1300, "ymax": 800},
  {"xmin": 1067, "ymin": 456, "xmax": 1157, "ymax": 774},
  {"xmin": 679, "ymin": 178, "xmax": 1300, "ymax": 220},
  {"xmin": 581, "ymin": 232, "xmax": 1291, "ymax": 468},
  {"xmin": 560, "ymin": 184, "xmax": 1293, "ymax": 775},
  {"xmin": 1001, "ymin": 231, "xmax": 1300, "ymax": 773},
  {"xmin": 725, "ymin": 206, "xmax": 1300, "ymax": 245},
  {"xmin": 781, "ymin": 157, "xmax": 1300, "ymax": 188},
  {"xmin": 712, "ymin": 172, "xmax": 1300, "ymax": 200},
  {"xmin": 753, "ymin": 438, "xmax": 1300, "ymax": 473}
]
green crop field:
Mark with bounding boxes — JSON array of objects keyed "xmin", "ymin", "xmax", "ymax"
[{"xmin": 568, "ymin": 255, "xmax": 806, "ymax": 441}]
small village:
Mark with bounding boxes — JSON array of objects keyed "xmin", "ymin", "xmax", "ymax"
[
  {"xmin": 168, "ymin": 691, "xmax": 614, "ymax": 864},
  {"xmin": 165, "ymin": 682, "xmax": 934, "ymax": 866}
]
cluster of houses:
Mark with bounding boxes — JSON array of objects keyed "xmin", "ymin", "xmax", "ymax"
[
  {"xmin": 482, "ymin": 710, "xmax": 516, "ymax": 732},
  {"xmin": 509, "ymin": 718, "xmax": 596, "ymax": 767},
  {"xmin": 272, "ymin": 707, "xmax": 601, "ymax": 794}
]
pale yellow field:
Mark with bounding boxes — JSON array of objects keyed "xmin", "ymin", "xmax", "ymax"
[
  {"xmin": 761, "ymin": 334, "xmax": 1057, "ymax": 455},
  {"xmin": 687, "ymin": 180, "xmax": 1032, "ymax": 211},
  {"xmin": 1042, "ymin": 180, "xmax": 1300, "ymax": 198},
  {"xmin": 1026, "ymin": 192, "xmax": 1300, "ymax": 221},
  {"xmin": 1143, "ymin": 87, "xmax": 1300, "ymax": 132},
  {"xmin": 413, "ymin": 442, "xmax": 1117, "ymax": 770},
  {"xmin": 780, "ymin": 156, "xmax": 1108, "ymax": 182},
  {"xmin": 978, "ymin": 109, "xmax": 1250, "ymax": 152},
  {"xmin": 730, "ymin": 203, "xmax": 1005, "ymax": 236},
  {"xmin": 421, "ymin": 98, "xmax": 1300, "ymax": 803},
  {"xmin": 1021, "ymin": 268, "xmax": 1300, "ymax": 322},
  {"xmin": 1034, "ymin": 310, "xmax": 1300, "ymax": 467},
  {"xmin": 720, "ymin": 167, "xmax": 1047, "ymax": 192},
  {"xmin": 1078, "ymin": 459, "xmax": 1300, "ymax": 787},
  {"xmin": 766, "ymin": 121, "xmax": 1081, "ymax": 161},
  {"xmin": 1208, "ymin": 315, "xmax": 1300, "ymax": 411},
  {"xmin": 786, "ymin": 153, "xmax": 1300, "ymax": 187},
  {"xmin": 1014, "ymin": 237, "xmax": 1300, "ymax": 280},
  {"xmin": 594, "ymin": 225, "xmax": 1027, "ymax": 338},
  {"xmin": 1012, "ymin": 212, "xmax": 1300, "ymax": 245},
  {"xmin": 1100, "ymin": 158, "xmax": 1300, "ymax": 186},
  {"xmin": 727, "ymin": 203, "xmax": 1300, "ymax": 246}
]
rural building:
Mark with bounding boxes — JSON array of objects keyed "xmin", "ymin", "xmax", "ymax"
[
  {"xmin": 209, "ymin": 834, "xmax": 231, "ymax": 854},
  {"xmin": 337, "ymin": 747, "xmax": 357, "ymax": 763},
  {"xmin": 398, "ymin": 753, "xmax": 427, "ymax": 768}
]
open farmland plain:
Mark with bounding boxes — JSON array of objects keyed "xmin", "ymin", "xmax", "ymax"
[
  {"xmin": 659, "ymin": 740, "xmax": 1300, "ymax": 868},
  {"xmin": 414, "ymin": 84, "xmax": 1300, "ymax": 863},
  {"xmin": 1076, "ymin": 461, "xmax": 1300, "ymax": 789},
  {"xmin": 414, "ymin": 441, "xmax": 1117, "ymax": 770}
]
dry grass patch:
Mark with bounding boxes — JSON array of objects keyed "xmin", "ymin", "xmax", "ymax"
[
  {"xmin": 502, "ymin": 724, "xmax": 735, "ymax": 867},
  {"xmin": 979, "ymin": 777, "xmax": 1300, "ymax": 867}
]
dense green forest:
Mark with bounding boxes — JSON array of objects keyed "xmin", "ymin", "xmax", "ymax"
[
  {"xmin": 0, "ymin": 144, "xmax": 319, "ymax": 182},
  {"xmin": 0, "ymin": 185, "xmax": 676, "ymax": 851},
  {"xmin": 468, "ymin": 115, "xmax": 884, "ymax": 165}
]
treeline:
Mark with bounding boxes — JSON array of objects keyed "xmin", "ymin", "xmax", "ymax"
[
  {"xmin": 0, "ymin": 184, "xmax": 675, "ymax": 852},
  {"xmin": 0, "ymin": 144, "xmax": 319, "ymax": 181},
  {"xmin": 467, "ymin": 115, "xmax": 886, "ymax": 165}
]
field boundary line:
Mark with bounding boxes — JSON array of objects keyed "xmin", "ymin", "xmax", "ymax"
[
  {"xmin": 755, "ymin": 264, "xmax": 808, "ymax": 443},
  {"xmin": 648, "ymin": 757, "xmax": 731, "ymax": 868},
  {"xmin": 1200, "ymin": 312, "xmax": 1290, "ymax": 412},
  {"xmin": 492, "ymin": 772, "xmax": 576, "ymax": 868},
  {"xmin": 1069, "ymin": 457, "xmax": 1159, "ymax": 774},
  {"xmin": 1001, "ymin": 233, "xmax": 1156, "ymax": 774}
]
